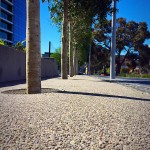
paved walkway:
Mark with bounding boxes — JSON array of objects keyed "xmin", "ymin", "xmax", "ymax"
[
  {"xmin": 96, "ymin": 76, "xmax": 150, "ymax": 94},
  {"xmin": 0, "ymin": 75, "xmax": 150, "ymax": 149}
]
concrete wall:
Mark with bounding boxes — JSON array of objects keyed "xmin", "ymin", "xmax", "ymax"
[
  {"xmin": 41, "ymin": 58, "xmax": 58, "ymax": 78},
  {"xmin": 0, "ymin": 45, "xmax": 58, "ymax": 83}
]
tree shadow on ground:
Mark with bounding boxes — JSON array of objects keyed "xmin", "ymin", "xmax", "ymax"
[
  {"xmin": 1, "ymin": 88, "xmax": 149, "ymax": 102},
  {"xmin": 56, "ymin": 90, "xmax": 150, "ymax": 102},
  {"xmin": 0, "ymin": 77, "xmax": 59, "ymax": 88},
  {"xmin": 0, "ymin": 80, "xmax": 26, "ymax": 88}
]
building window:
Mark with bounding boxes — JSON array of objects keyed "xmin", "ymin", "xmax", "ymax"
[
  {"xmin": 0, "ymin": 30, "xmax": 12, "ymax": 41},
  {"xmin": 7, "ymin": 33, "xmax": 12, "ymax": 40},
  {"xmin": 1, "ymin": 21, "xmax": 12, "ymax": 31},
  {"xmin": 0, "ymin": 1, "xmax": 13, "ymax": 12},
  {"xmin": 1, "ymin": 21, "xmax": 8, "ymax": 29},
  {"xmin": 8, "ymin": 0, "xmax": 13, "ymax": 3},
  {"xmin": 0, "ymin": 30, "xmax": 7, "ymax": 39},
  {"xmin": 0, "ymin": 10, "xmax": 13, "ymax": 22}
]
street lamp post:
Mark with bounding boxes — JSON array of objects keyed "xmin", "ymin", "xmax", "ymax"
[{"xmin": 110, "ymin": 0, "xmax": 116, "ymax": 80}]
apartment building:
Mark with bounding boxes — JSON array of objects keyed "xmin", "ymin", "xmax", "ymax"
[{"xmin": 0, "ymin": 0, "xmax": 26, "ymax": 44}]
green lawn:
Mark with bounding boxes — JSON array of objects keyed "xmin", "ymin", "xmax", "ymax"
[{"xmin": 119, "ymin": 73, "xmax": 150, "ymax": 79}]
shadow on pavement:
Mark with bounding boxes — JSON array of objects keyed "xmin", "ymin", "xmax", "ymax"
[
  {"xmin": 1, "ymin": 87, "xmax": 149, "ymax": 102},
  {"xmin": 0, "ymin": 80, "xmax": 26, "ymax": 88},
  {"xmin": 57, "ymin": 90, "xmax": 150, "ymax": 102},
  {"xmin": 0, "ymin": 77, "xmax": 60, "ymax": 88}
]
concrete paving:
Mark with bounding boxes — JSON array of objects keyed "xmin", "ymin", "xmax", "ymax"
[
  {"xmin": 96, "ymin": 76, "xmax": 150, "ymax": 94},
  {"xmin": 0, "ymin": 75, "xmax": 150, "ymax": 149}
]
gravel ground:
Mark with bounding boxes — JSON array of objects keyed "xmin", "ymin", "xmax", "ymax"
[
  {"xmin": 0, "ymin": 75, "xmax": 150, "ymax": 150},
  {"xmin": 118, "ymin": 83, "xmax": 150, "ymax": 94}
]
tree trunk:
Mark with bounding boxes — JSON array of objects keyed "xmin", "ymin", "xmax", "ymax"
[
  {"xmin": 69, "ymin": 21, "xmax": 74, "ymax": 77},
  {"xmin": 26, "ymin": 0, "xmax": 41, "ymax": 94},
  {"xmin": 61, "ymin": 0, "xmax": 68, "ymax": 79},
  {"xmin": 74, "ymin": 47, "xmax": 78, "ymax": 75},
  {"xmin": 116, "ymin": 63, "xmax": 121, "ymax": 75}
]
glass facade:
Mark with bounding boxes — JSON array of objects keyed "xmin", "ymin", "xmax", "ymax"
[
  {"xmin": 0, "ymin": 0, "xmax": 13, "ymax": 43},
  {"xmin": 0, "ymin": 30, "xmax": 12, "ymax": 41},
  {"xmin": 1, "ymin": 20, "xmax": 12, "ymax": 31},
  {"xmin": 0, "ymin": 30, "xmax": 7, "ymax": 39},
  {"xmin": 13, "ymin": 0, "xmax": 26, "ymax": 44},
  {"xmin": 0, "ymin": 10, "xmax": 13, "ymax": 22},
  {"xmin": 0, "ymin": 0, "xmax": 26, "ymax": 44},
  {"xmin": 1, "ymin": 1, "xmax": 13, "ymax": 12}
]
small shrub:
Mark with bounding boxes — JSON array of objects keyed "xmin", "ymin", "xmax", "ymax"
[
  {"xmin": 120, "ymin": 68, "xmax": 129, "ymax": 74},
  {"xmin": 106, "ymin": 68, "xmax": 110, "ymax": 74},
  {"xmin": 97, "ymin": 70, "xmax": 101, "ymax": 75},
  {"xmin": 141, "ymin": 74, "xmax": 150, "ymax": 78},
  {"xmin": 119, "ymin": 73, "xmax": 150, "ymax": 78},
  {"xmin": 12, "ymin": 40, "xmax": 26, "ymax": 52},
  {"xmin": 0, "ymin": 39, "xmax": 5, "ymax": 45}
]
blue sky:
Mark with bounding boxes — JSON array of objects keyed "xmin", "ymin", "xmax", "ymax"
[{"xmin": 40, "ymin": 0, "xmax": 150, "ymax": 54}]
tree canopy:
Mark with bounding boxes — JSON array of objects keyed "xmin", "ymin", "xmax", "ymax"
[
  {"xmin": 93, "ymin": 17, "xmax": 150, "ymax": 74},
  {"xmin": 42, "ymin": 0, "xmax": 113, "ymax": 65}
]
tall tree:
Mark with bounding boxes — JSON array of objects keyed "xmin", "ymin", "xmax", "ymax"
[
  {"xmin": 91, "ymin": 43, "xmax": 110, "ymax": 74},
  {"xmin": 138, "ymin": 44, "xmax": 150, "ymax": 73},
  {"xmin": 74, "ymin": 46, "xmax": 78, "ymax": 75},
  {"xmin": 50, "ymin": 47, "xmax": 61, "ymax": 71},
  {"xmin": 43, "ymin": 0, "xmax": 112, "ymax": 75},
  {"xmin": 61, "ymin": 0, "xmax": 69, "ymax": 79},
  {"xmin": 69, "ymin": 21, "xmax": 74, "ymax": 77},
  {"xmin": 126, "ymin": 53, "xmax": 138, "ymax": 73},
  {"xmin": 94, "ymin": 18, "xmax": 150, "ymax": 74},
  {"xmin": 26, "ymin": 0, "xmax": 41, "ymax": 94}
]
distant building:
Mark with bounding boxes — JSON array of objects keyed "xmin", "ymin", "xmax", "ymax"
[
  {"xmin": 0, "ymin": 0, "xmax": 26, "ymax": 45},
  {"xmin": 42, "ymin": 52, "xmax": 51, "ymax": 58}
]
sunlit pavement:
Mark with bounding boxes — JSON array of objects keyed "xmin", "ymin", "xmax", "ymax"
[
  {"xmin": 0, "ymin": 75, "xmax": 150, "ymax": 149},
  {"xmin": 95, "ymin": 75, "xmax": 150, "ymax": 94}
]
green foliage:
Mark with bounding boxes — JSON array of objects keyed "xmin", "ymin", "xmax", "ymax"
[
  {"xmin": 97, "ymin": 70, "xmax": 103, "ymax": 75},
  {"xmin": 0, "ymin": 39, "xmax": 27, "ymax": 53},
  {"xmin": 72, "ymin": 0, "xmax": 112, "ymax": 22},
  {"xmin": 120, "ymin": 68, "xmax": 129, "ymax": 74},
  {"xmin": 119, "ymin": 73, "xmax": 150, "ymax": 79},
  {"xmin": 140, "ymin": 74, "xmax": 150, "ymax": 78},
  {"xmin": 94, "ymin": 17, "xmax": 150, "ymax": 74},
  {"xmin": 50, "ymin": 47, "xmax": 61, "ymax": 70},
  {"xmin": 89, "ymin": 42, "xmax": 110, "ymax": 74},
  {"xmin": 98, "ymin": 67, "xmax": 110, "ymax": 75},
  {"xmin": 43, "ymin": 0, "xmax": 113, "ymax": 67},
  {"xmin": 138, "ymin": 44, "xmax": 150, "ymax": 73},
  {"xmin": 106, "ymin": 67, "xmax": 110, "ymax": 74},
  {"xmin": 12, "ymin": 40, "xmax": 26, "ymax": 52},
  {"xmin": 126, "ymin": 53, "xmax": 138, "ymax": 71},
  {"xmin": 0, "ymin": 39, "xmax": 5, "ymax": 45}
]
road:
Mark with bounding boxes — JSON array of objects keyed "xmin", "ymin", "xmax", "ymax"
[{"xmin": 95, "ymin": 76, "xmax": 150, "ymax": 94}]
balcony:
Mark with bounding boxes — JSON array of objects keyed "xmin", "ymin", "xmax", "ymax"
[
  {"xmin": 0, "ymin": 6, "xmax": 13, "ymax": 15},
  {"xmin": 0, "ymin": 27, "xmax": 13, "ymax": 34},
  {"xmin": 3, "ymin": 0, "xmax": 13, "ymax": 6},
  {"xmin": 0, "ymin": 38, "xmax": 13, "ymax": 43},
  {"xmin": 0, "ymin": 17, "xmax": 13, "ymax": 25}
]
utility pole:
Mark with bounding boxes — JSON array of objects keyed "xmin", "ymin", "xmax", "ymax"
[
  {"xmin": 49, "ymin": 41, "xmax": 51, "ymax": 57},
  {"xmin": 88, "ymin": 44, "xmax": 91, "ymax": 76},
  {"xmin": 110, "ymin": 0, "xmax": 116, "ymax": 80}
]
